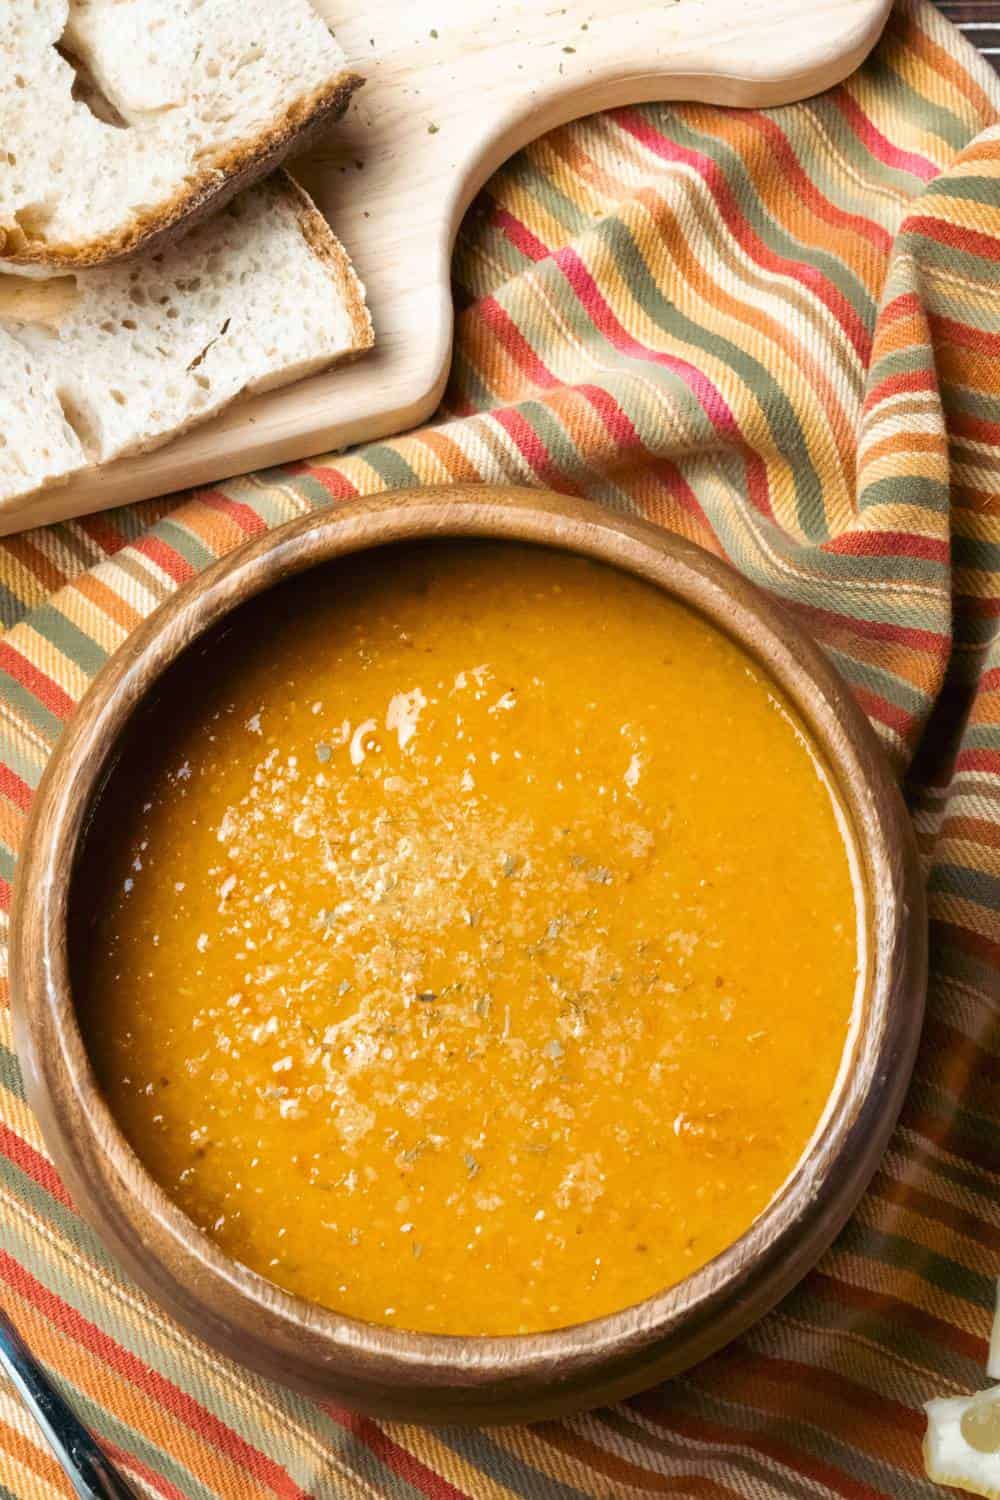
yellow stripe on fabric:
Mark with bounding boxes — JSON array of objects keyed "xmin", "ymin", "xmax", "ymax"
[{"xmin": 0, "ymin": 1173, "xmax": 379, "ymax": 1500}]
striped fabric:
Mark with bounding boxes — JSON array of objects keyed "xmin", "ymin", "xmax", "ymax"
[{"xmin": 0, "ymin": 1, "xmax": 997, "ymax": 1494}]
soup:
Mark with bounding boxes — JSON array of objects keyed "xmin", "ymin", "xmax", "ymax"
[{"xmin": 74, "ymin": 542, "xmax": 861, "ymax": 1336}]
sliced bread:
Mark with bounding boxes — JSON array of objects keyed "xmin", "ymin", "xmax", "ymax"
[
  {"xmin": 0, "ymin": 172, "xmax": 373, "ymax": 506},
  {"xmin": 0, "ymin": 326, "xmax": 85, "ymax": 502},
  {"xmin": 1, "ymin": 0, "xmax": 362, "ymax": 269}
]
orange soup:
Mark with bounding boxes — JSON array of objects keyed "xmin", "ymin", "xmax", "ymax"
[{"xmin": 74, "ymin": 542, "xmax": 861, "ymax": 1336}]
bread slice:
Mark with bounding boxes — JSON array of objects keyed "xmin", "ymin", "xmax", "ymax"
[
  {"xmin": 0, "ymin": 172, "xmax": 373, "ymax": 505},
  {"xmin": 0, "ymin": 0, "xmax": 362, "ymax": 269},
  {"xmin": 0, "ymin": 327, "xmax": 85, "ymax": 501}
]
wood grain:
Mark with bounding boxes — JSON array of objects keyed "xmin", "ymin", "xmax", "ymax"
[
  {"xmin": 0, "ymin": 0, "xmax": 892, "ymax": 536},
  {"xmin": 8, "ymin": 489, "xmax": 927, "ymax": 1422}
]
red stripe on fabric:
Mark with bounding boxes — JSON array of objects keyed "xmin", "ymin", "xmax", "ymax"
[
  {"xmin": 633, "ymin": 1402, "xmax": 886, "ymax": 1500},
  {"xmin": 979, "ymin": 666, "xmax": 1000, "ymax": 693},
  {"xmin": 0, "ymin": 879, "xmax": 10, "ymax": 916},
  {"xmin": 956, "ymin": 592, "xmax": 1000, "ymax": 619},
  {"xmin": 0, "ymin": 763, "xmax": 32, "ymax": 813},
  {"xmin": 0, "ymin": 1125, "xmax": 73, "ymax": 1208},
  {"xmin": 851, "ymin": 684, "xmax": 914, "ymax": 739},
  {"xmin": 930, "ymin": 918, "xmax": 1000, "ymax": 969},
  {"xmin": 650, "ymin": 460, "xmax": 714, "ymax": 533},
  {"xmin": 553, "ymin": 244, "xmax": 774, "ymax": 517},
  {"xmin": 579, "ymin": 384, "xmax": 642, "ymax": 448},
  {"xmin": 76, "ymin": 513, "xmax": 129, "ymax": 556},
  {"xmin": 196, "ymin": 490, "xmax": 268, "ymax": 536},
  {"xmin": 0, "ymin": 1254, "xmax": 308, "ymax": 1499},
  {"xmin": 331, "ymin": 1412, "xmax": 473, "ymax": 1500},
  {"xmin": 904, "ymin": 1107, "xmax": 998, "ymax": 1175},
  {"xmin": 611, "ymin": 107, "xmax": 872, "ymax": 362},
  {"xmin": 823, "ymin": 531, "xmax": 948, "ymax": 563},
  {"xmin": 930, "ymin": 312, "xmax": 1000, "ymax": 354},
  {"xmin": 489, "ymin": 200, "xmax": 549, "ymax": 262},
  {"xmin": 302, "ymin": 465, "xmax": 361, "ymax": 501},
  {"xmin": 954, "ymin": 747, "xmax": 1000, "ymax": 774},
  {"xmin": 0, "ymin": 642, "xmax": 76, "ymax": 722},
  {"xmin": 477, "ymin": 297, "xmax": 559, "ymax": 389},
  {"xmin": 105, "ymin": 1441, "xmax": 191, "ymax": 1500},
  {"xmin": 132, "ymin": 536, "xmax": 195, "ymax": 585},
  {"xmin": 787, "ymin": 599, "xmax": 949, "ymax": 654},
  {"xmin": 879, "ymin": 291, "xmax": 924, "ymax": 326},
  {"xmin": 863, "ymin": 368, "xmax": 938, "ymax": 413},
  {"xmin": 492, "ymin": 408, "xmax": 576, "ymax": 493},
  {"xmin": 742, "ymin": 112, "xmax": 892, "ymax": 253},
  {"xmin": 906, "ymin": 216, "xmax": 1000, "ymax": 263},
  {"xmin": 950, "ymin": 411, "xmax": 1000, "ymax": 446},
  {"xmin": 712, "ymin": 1352, "xmax": 924, "ymax": 1434},
  {"xmin": 834, "ymin": 90, "xmax": 938, "ymax": 183}
]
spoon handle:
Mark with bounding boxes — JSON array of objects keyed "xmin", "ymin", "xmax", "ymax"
[{"xmin": 0, "ymin": 1308, "xmax": 139, "ymax": 1499}]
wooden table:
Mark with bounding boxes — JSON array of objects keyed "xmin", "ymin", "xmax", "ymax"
[{"xmin": 936, "ymin": 1, "xmax": 1000, "ymax": 61}]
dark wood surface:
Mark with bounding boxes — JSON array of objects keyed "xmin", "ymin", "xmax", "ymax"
[
  {"xmin": 8, "ymin": 488, "xmax": 927, "ymax": 1422},
  {"xmin": 936, "ymin": 1, "xmax": 1000, "ymax": 63}
]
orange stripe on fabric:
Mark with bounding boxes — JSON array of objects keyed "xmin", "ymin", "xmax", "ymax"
[{"xmin": 0, "ymin": 1258, "xmax": 306, "ymax": 1500}]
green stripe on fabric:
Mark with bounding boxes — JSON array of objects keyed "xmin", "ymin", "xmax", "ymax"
[
  {"xmin": 599, "ymin": 1404, "xmax": 824, "ymax": 1500},
  {"xmin": 270, "ymin": 472, "xmax": 341, "ymax": 514},
  {"xmin": 27, "ymin": 606, "xmax": 109, "ymax": 679},
  {"xmin": 930, "ymin": 861, "xmax": 1000, "ymax": 911},
  {"xmin": 0, "ymin": 586, "xmax": 37, "ymax": 634},
  {"xmin": 779, "ymin": 1264, "xmax": 992, "ymax": 1388},
  {"xmin": 152, "ymin": 519, "xmax": 216, "ymax": 574},
  {"xmin": 0, "ymin": 1190, "xmax": 414, "ymax": 1500},
  {"xmin": 503, "ymin": 154, "xmax": 593, "ymax": 239},
  {"xmin": 651, "ymin": 106, "xmax": 881, "ymax": 324},
  {"xmin": 857, "ymin": 474, "xmax": 950, "ymax": 514},
  {"xmin": 0, "ymin": 1047, "xmax": 24, "ymax": 1103},
  {"xmin": 0, "ymin": 736, "xmax": 43, "ymax": 794},
  {"xmin": 449, "ymin": 348, "xmax": 501, "ymax": 412},
  {"xmin": 954, "ymin": 535, "xmax": 1000, "ymax": 572},
  {"xmin": 437, "ymin": 1428, "xmax": 592, "ymax": 1500},
  {"xmin": 59, "ymin": 1381, "xmax": 219, "ymax": 1500},
  {"xmin": 359, "ymin": 446, "xmax": 422, "ymax": 491},
  {"xmin": 0, "ymin": 673, "xmax": 64, "ymax": 743},
  {"xmin": 517, "ymin": 400, "xmax": 585, "ymax": 478},
  {"xmin": 808, "ymin": 88, "xmax": 946, "ymax": 199},
  {"xmin": 825, "ymin": 649, "xmax": 933, "ymax": 717},
  {"xmin": 590, "ymin": 216, "xmax": 829, "ymax": 537},
  {"xmin": 0, "ymin": 1160, "xmax": 123, "ymax": 1278},
  {"xmin": 871, "ymin": 47, "xmax": 979, "ymax": 153},
  {"xmin": 838, "ymin": 1220, "xmax": 998, "ymax": 1306},
  {"xmin": 667, "ymin": 1369, "xmax": 946, "ymax": 1500}
]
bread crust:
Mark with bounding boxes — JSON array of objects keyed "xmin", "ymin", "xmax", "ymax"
[
  {"xmin": 0, "ymin": 71, "xmax": 364, "ymax": 270},
  {"xmin": 279, "ymin": 175, "xmax": 375, "ymax": 356}
]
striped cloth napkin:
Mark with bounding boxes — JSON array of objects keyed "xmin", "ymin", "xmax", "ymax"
[{"xmin": 0, "ymin": 1, "xmax": 997, "ymax": 1494}]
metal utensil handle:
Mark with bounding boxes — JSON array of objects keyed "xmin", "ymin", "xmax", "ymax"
[{"xmin": 0, "ymin": 1308, "xmax": 139, "ymax": 1499}]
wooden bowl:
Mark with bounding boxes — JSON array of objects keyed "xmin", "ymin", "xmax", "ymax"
[{"xmin": 9, "ymin": 486, "xmax": 926, "ymax": 1424}]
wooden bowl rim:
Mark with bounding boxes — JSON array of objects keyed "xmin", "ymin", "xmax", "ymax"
[{"xmin": 10, "ymin": 485, "xmax": 926, "ymax": 1398}]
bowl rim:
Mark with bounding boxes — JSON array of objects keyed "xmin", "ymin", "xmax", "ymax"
[{"xmin": 9, "ymin": 485, "xmax": 926, "ymax": 1412}]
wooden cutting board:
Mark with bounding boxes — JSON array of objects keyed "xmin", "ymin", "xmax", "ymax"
[{"xmin": 1, "ymin": 0, "xmax": 892, "ymax": 536}]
